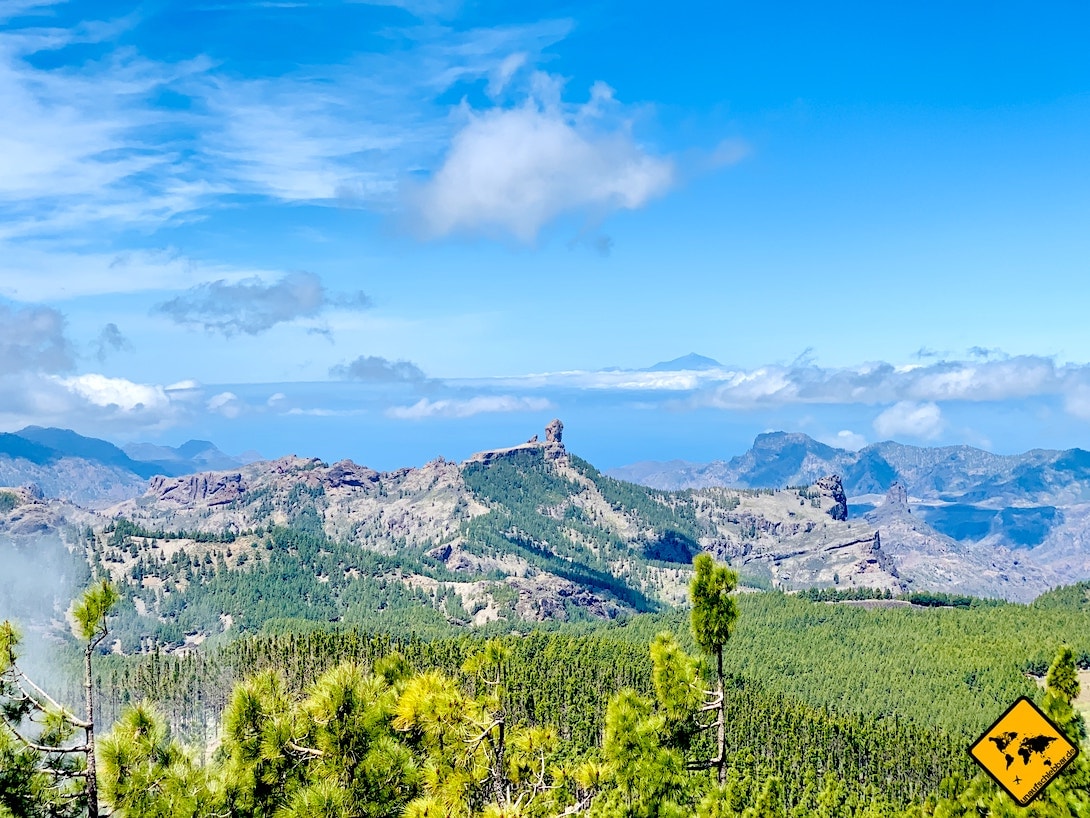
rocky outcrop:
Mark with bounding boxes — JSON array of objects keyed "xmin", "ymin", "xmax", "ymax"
[
  {"xmin": 324, "ymin": 461, "xmax": 381, "ymax": 489},
  {"xmin": 816, "ymin": 475, "xmax": 848, "ymax": 520},
  {"xmin": 884, "ymin": 481, "xmax": 909, "ymax": 510},
  {"xmin": 0, "ymin": 485, "xmax": 96, "ymax": 539},
  {"xmin": 147, "ymin": 472, "xmax": 247, "ymax": 506},
  {"xmin": 544, "ymin": 419, "xmax": 566, "ymax": 461},
  {"xmin": 466, "ymin": 421, "xmax": 568, "ymax": 465},
  {"xmin": 724, "ymin": 512, "xmax": 817, "ymax": 537},
  {"xmin": 545, "ymin": 419, "xmax": 563, "ymax": 444},
  {"xmin": 508, "ymin": 574, "xmax": 625, "ymax": 621}
]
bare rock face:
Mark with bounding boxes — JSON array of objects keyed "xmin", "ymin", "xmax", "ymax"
[
  {"xmin": 509, "ymin": 573, "xmax": 624, "ymax": 621},
  {"xmin": 815, "ymin": 474, "xmax": 848, "ymax": 521},
  {"xmin": 324, "ymin": 461, "xmax": 380, "ymax": 489},
  {"xmin": 884, "ymin": 481, "xmax": 909, "ymax": 510},
  {"xmin": 147, "ymin": 472, "xmax": 247, "ymax": 506},
  {"xmin": 543, "ymin": 419, "xmax": 566, "ymax": 461},
  {"xmin": 0, "ymin": 485, "xmax": 95, "ymax": 538},
  {"xmin": 545, "ymin": 419, "xmax": 563, "ymax": 444}
]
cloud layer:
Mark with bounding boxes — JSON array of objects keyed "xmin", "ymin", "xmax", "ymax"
[{"xmin": 387, "ymin": 395, "xmax": 552, "ymax": 419}]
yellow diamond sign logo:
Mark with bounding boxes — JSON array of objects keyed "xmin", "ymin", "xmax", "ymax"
[{"xmin": 968, "ymin": 696, "xmax": 1079, "ymax": 806}]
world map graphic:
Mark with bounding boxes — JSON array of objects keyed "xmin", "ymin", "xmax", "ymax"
[{"xmin": 989, "ymin": 731, "xmax": 1058, "ymax": 769}]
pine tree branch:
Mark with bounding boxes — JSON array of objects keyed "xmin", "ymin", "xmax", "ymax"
[
  {"xmin": 685, "ymin": 756, "xmax": 723, "ymax": 771},
  {"xmin": 3, "ymin": 720, "xmax": 89, "ymax": 754},
  {"xmin": 12, "ymin": 668, "xmax": 91, "ymax": 728},
  {"xmin": 286, "ymin": 740, "xmax": 324, "ymax": 758}
]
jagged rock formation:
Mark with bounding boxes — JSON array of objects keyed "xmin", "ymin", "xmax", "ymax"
[
  {"xmin": 885, "ymin": 481, "xmax": 909, "ymax": 510},
  {"xmin": 147, "ymin": 472, "xmax": 247, "ymax": 505},
  {"xmin": 815, "ymin": 475, "xmax": 848, "ymax": 520},
  {"xmin": 545, "ymin": 419, "xmax": 563, "ymax": 443},
  {"xmin": 466, "ymin": 420, "xmax": 567, "ymax": 465}
]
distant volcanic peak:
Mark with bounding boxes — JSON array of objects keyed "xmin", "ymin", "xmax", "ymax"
[
  {"xmin": 749, "ymin": 431, "xmax": 845, "ymax": 462},
  {"xmin": 643, "ymin": 353, "xmax": 723, "ymax": 371},
  {"xmin": 753, "ymin": 431, "xmax": 819, "ymax": 449}
]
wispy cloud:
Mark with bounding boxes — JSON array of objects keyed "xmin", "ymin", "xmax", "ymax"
[
  {"xmin": 387, "ymin": 395, "xmax": 552, "ymax": 418},
  {"xmin": 0, "ymin": 0, "xmax": 694, "ymax": 321},
  {"xmin": 191, "ymin": 20, "xmax": 574, "ymax": 208},
  {"xmin": 156, "ymin": 271, "xmax": 370, "ymax": 336},
  {"xmin": 0, "ymin": 13, "xmax": 216, "ymax": 240},
  {"xmin": 0, "ymin": 247, "xmax": 288, "ymax": 301}
]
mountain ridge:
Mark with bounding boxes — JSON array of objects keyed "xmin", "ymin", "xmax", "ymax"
[{"xmin": 0, "ymin": 427, "xmax": 254, "ymax": 506}]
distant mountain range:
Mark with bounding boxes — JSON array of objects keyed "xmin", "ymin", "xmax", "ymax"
[
  {"xmin": 4, "ymin": 423, "xmax": 1090, "ymax": 649},
  {"xmin": 607, "ymin": 431, "xmax": 1090, "ymax": 553},
  {"xmin": 0, "ymin": 426, "xmax": 255, "ymax": 506}
]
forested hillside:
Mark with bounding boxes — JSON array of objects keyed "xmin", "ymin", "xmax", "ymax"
[{"xmin": 4, "ymin": 572, "xmax": 1090, "ymax": 817}]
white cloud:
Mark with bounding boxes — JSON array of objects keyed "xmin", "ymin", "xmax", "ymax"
[
  {"xmin": 692, "ymin": 357, "xmax": 1083, "ymax": 410},
  {"xmin": 49, "ymin": 373, "xmax": 170, "ymax": 413},
  {"xmin": 0, "ymin": 9, "xmax": 577, "ymax": 252},
  {"xmin": 411, "ymin": 74, "xmax": 674, "ymax": 241},
  {"xmin": 207, "ymin": 391, "xmax": 245, "ymax": 418},
  {"xmin": 165, "ymin": 379, "xmax": 202, "ymax": 392},
  {"xmin": 0, "ymin": 2, "xmax": 66, "ymax": 24},
  {"xmin": 387, "ymin": 395, "xmax": 552, "ymax": 419},
  {"xmin": 468, "ymin": 368, "xmax": 728, "ymax": 391},
  {"xmin": 190, "ymin": 20, "xmax": 574, "ymax": 208},
  {"xmin": 0, "ymin": 368, "xmax": 204, "ymax": 434},
  {"xmin": 873, "ymin": 401, "xmax": 944, "ymax": 440}
]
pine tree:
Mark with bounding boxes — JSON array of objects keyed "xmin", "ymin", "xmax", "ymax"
[
  {"xmin": 690, "ymin": 554, "xmax": 740, "ymax": 784},
  {"xmin": 97, "ymin": 704, "xmax": 211, "ymax": 817},
  {"xmin": 0, "ymin": 580, "xmax": 118, "ymax": 818}
]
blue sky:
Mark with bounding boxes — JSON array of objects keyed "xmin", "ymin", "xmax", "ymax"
[{"xmin": 2, "ymin": 0, "xmax": 1089, "ymax": 469}]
